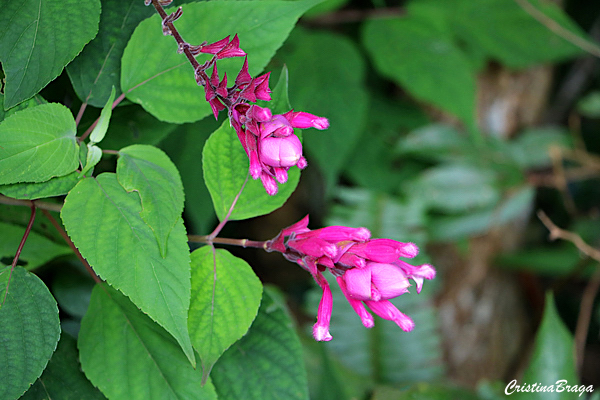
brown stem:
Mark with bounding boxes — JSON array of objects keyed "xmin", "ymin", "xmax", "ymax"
[
  {"xmin": 537, "ymin": 210, "xmax": 600, "ymax": 262},
  {"xmin": 2, "ymin": 201, "xmax": 36, "ymax": 306},
  {"xmin": 188, "ymin": 234, "xmax": 266, "ymax": 249},
  {"xmin": 41, "ymin": 209, "xmax": 102, "ymax": 284},
  {"xmin": 575, "ymin": 266, "xmax": 600, "ymax": 374},
  {"xmin": 0, "ymin": 195, "xmax": 62, "ymax": 213}
]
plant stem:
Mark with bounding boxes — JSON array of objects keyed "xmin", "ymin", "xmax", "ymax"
[
  {"xmin": 188, "ymin": 234, "xmax": 267, "ymax": 249},
  {"xmin": 41, "ymin": 209, "xmax": 102, "ymax": 284},
  {"xmin": 0, "ymin": 195, "xmax": 62, "ymax": 213},
  {"xmin": 208, "ymin": 173, "xmax": 249, "ymax": 240},
  {"xmin": 2, "ymin": 201, "xmax": 36, "ymax": 306}
]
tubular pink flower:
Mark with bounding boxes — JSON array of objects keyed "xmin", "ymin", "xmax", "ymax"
[
  {"xmin": 365, "ymin": 300, "xmax": 415, "ymax": 332},
  {"xmin": 303, "ymin": 258, "xmax": 334, "ymax": 341},
  {"xmin": 260, "ymin": 173, "xmax": 278, "ymax": 195},
  {"xmin": 274, "ymin": 167, "xmax": 288, "ymax": 184},
  {"xmin": 337, "ymin": 276, "xmax": 374, "ymax": 328},
  {"xmin": 259, "ymin": 135, "xmax": 303, "ymax": 168},
  {"xmin": 284, "ymin": 110, "xmax": 330, "ymax": 130}
]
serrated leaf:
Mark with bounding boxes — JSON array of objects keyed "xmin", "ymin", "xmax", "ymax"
[
  {"xmin": 211, "ymin": 286, "xmax": 309, "ymax": 400},
  {"xmin": 79, "ymin": 284, "xmax": 217, "ymax": 400},
  {"xmin": 0, "ymin": 222, "xmax": 71, "ymax": 270},
  {"xmin": 117, "ymin": 145, "xmax": 184, "ymax": 257},
  {"xmin": 189, "ymin": 246, "xmax": 262, "ymax": 383},
  {"xmin": 60, "ymin": 173, "xmax": 195, "ymax": 366},
  {"xmin": 81, "ymin": 144, "xmax": 102, "ymax": 177},
  {"xmin": 0, "ymin": 171, "xmax": 79, "ymax": 200},
  {"xmin": 121, "ymin": 0, "xmax": 322, "ymax": 123},
  {"xmin": 20, "ymin": 334, "xmax": 106, "ymax": 400},
  {"xmin": 202, "ymin": 120, "xmax": 300, "ymax": 221},
  {"xmin": 0, "ymin": 94, "xmax": 47, "ymax": 123},
  {"xmin": 362, "ymin": 16, "xmax": 476, "ymax": 127},
  {"xmin": 0, "ymin": 266, "xmax": 61, "ymax": 400},
  {"xmin": 513, "ymin": 292, "xmax": 580, "ymax": 400},
  {"xmin": 275, "ymin": 27, "xmax": 368, "ymax": 190},
  {"xmin": 89, "ymin": 87, "xmax": 116, "ymax": 144},
  {"xmin": 0, "ymin": 0, "xmax": 100, "ymax": 109},
  {"xmin": 0, "ymin": 103, "xmax": 79, "ymax": 185}
]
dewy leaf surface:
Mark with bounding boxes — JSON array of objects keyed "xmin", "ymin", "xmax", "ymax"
[
  {"xmin": 79, "ymin": 284, "xmax": 217, "ymax": 400},
  {"xmin": 60, "ymin": 173, "xmax": 195, "ymax": 365},
  {"xmin": 117, "ymin": 145, "xmax": 184, "ymax": 258},
  {"xmin": 121, "ymin": 0, "xmax": 322, "ymax": 123},
  {"xmin": 211, "ymin": 287, "xmax": 309, "ymax": 400},
  {"xmin": 0, "ymin": 266, "xmax": 61, "ymax": 400},
  {"xmin": 0, "ymin": 103, "xmax": 79, "ymax": 185},
  {"xmin": 202, "ymin": 121, "xmax": 300, "ymax": 221},
  {"xmin": 188, "ymin": 247, "xmax": 262, "ymax": 382},
  {"xmin": 0, "ymin": 0, "xmax": 100, "ymax": 109}
]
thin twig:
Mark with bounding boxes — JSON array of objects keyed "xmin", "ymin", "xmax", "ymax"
[
  {"xmin": 41, "ymin": 209, "xmax": 102, "ymax": 284},
  {"xmin": 208, "ymin": 173, "xmax": 250, "ymax": 240},
  {"xmin": 0, "ymin": 195, "xmax": 62, "ymax": 212},
  {"xmin": 514, "ymin": 0, "xmax": 600, "ymax": 58},
  {"xmin": 537, "ymin": 210, "xmax": 600, "ymax": 262},
  {"xmin": 575, "ymin": 266, "xmax": 600, "ymax": 374},
  {"xmin": 2, "ymin": 201, "xmax": 36, "ymax": 306},
  {"xmin": 188, "ymin": 234, "xmax": 266, "ymax": 249}
]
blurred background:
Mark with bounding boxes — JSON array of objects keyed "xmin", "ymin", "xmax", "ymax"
[{"xmin": 180, "ymin": 0, "xmax": 600, "ymax": 398}]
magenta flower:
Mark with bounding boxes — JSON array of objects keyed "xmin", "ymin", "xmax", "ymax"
[{"xmin": 265, "ymin": 216, "xmax": 435, "ymax": 341}]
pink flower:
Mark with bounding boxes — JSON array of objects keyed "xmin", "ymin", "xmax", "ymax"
[{"xmin": 266, "ymin": 216, "xmax": 435, "ymax": 341}]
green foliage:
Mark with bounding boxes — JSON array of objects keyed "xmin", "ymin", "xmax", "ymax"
[
  {"xmin": 121, "ymin": 0, "xmax": 322, "ymax": 123},
  {"xmin": 60, "ymin": 174, "xmax": 195, "ymax": 365},
  {"xmin": 79, "ymin": 284, "xmax": 217, "ymax": 400},
  {"xmin": 0, "ymin": 266, "xmax": 60, "ymax": 400},
  {"xmin": 0, "ymin": 104, "xmax": 79, "ymax": 185},
  {"xmin": 188, "ymin": 246, "xmax": 263, "ymax": 382},
  {"xmin": 0, "ymin": 0, "xmax": 100, "ymax": 109},
  {"xmin": 211, "ymin": 287, "xmax": 309, "ymax": 400}
]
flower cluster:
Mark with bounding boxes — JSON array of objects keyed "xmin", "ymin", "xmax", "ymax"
[
  {"xmin": 188, "ymin": 34, "xmax": 329, "ymax": 195},
  {"xmin": 266, "ymin": 216, "xmax": 436, "ymax": 341}
]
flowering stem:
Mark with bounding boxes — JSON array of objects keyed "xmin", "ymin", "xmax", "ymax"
[
  {"xmin": 188, "ymin": 235, "xmax": 267, "ymax": 249},
  {"xmin": 207, "ymin": 172, "xmax": 249, "ymax": 240},
  {"xmin": 2, "ymin": 201, "xmax": 36, "ymax": 306}
]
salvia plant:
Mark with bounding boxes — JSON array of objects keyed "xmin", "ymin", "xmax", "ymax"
[{"xmin": 0, "ymin": 0, "xmax": 436, "ymax": 399}]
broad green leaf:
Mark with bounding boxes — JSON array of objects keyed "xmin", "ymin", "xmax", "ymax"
[
  {"xmin": 81, "ymin": 144, "xmax": 102, "ymax": 177},
  {"xmin": 362, "ymin": 15, "xmax": 476, "ymax": 127},
  {"xmin": 211, "ymin": 286, "xmax": 309, "ymax": 400},
  {"xmin": 121, "ymin": 0, "xmax": 322, "ymax": 123},
  {"xmin": 0, "ymin": 266, "xmax": 61, "ymax": 400},
  {"xmin": 578, "ymin": 91, "xmax": 600, "ymax": 118},
  {"xmin": 371, "ymin": 383, "xmax": 482, "ymax": 400},
  {"xmin": 0, "ymin": 94, "xmax": 46, "ymax": 123},
  {"xmin": 160, "ymin": 118, "xmax": 219, "ymax": 235},
  {"xmin": 0, "ymin": 0, "xmax": 100, "ymax": 109},
  {"xmin": 189, "ymin": 246, "xmax": 262, "ymax": 383},
  {"xmin": 0, "ymin": 103, "xmax": 79, "ymax": 185},
  {"xmin": 0, "ymin": 171, "xmax": 79, "ymax": 200},
  {"xmin": 448, "ymin": 0, "xmax": 585, "ymax": 69},
  {"xmin": 20, "ymin": 334, "xmax": 106, "ymax": 400},
  {"xmin": 79, "ymin": 284, "xmax": 217, "ymax": 400},
  {"xmin": 513, "ymin": 292, "xmax": 580, "ymax": 400},
  {"xmin": 60, "ymin": 173, "xmax": 195, "ymax": 365},
  {"xmin": 89, "ymin": 87, "xmax": 116, "ymax": 144},
  {"xmin": 117, "ymin": 145, "xmax": 184, "ymax": 257},
  {"xmin": 0, "ymin": 222, "xmax": 71, "ymax": 270},
  {"xmin": 202, "ymin": 121, "xmax": 300, "ymax": 221},
  {"xmin": 274, "ymin": 27, "xmax": 368, "ymax": 190},
  {"xmin": 412, "ymin": 164, "xmax": 501, "ymax": 213},
  {"xmin": 509, "ymin": 127, "xmax": 571, "ymax": 169},
  {"xmin": 398, "ymin": 123, "xmax": 471, "ymax": 161},
  {"xmin": 52, "ymin": 265, "xmax": 96, "ymax": 319}
]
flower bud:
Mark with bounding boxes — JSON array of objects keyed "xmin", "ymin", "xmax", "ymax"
[{"xmin": 259, "ymin": 135, "xmax": 303, "ymax": 168}]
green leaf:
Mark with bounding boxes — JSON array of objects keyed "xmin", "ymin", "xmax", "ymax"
[
  {"xmin": 0, "ymin": 222, "xmax": 71, "ymax": 270},
  {"xmin": 202, "ymin": 121, "xmax": 300, "ymax": 221},
  {"xmin": 0, "ymin": 103, "xmax": 79, "ymax": 185},
  {"xmin": 52, "ymin": 266, "xmax": 96, "ymax": 319},
  {"xmin": 362, "ymin": 15, "xmax": 476, "ymax": 127},
  {"xmin": 0, "ymin": 94, "xmax": 46, "ymax": 123},
  {"xmin": 448, "ymin": 0, "xmax": 585, "ymax": 69},
  {"xmin": 0, "ymin": 0, "xmax": 100, "ymax": 109},
  {"xmin": 513, "ymin": 292, "xmax": 580, "ymax": 400},
  {"xmin": 117, "ymin": 145, "xmax": 184, "ymax": 257},
  {"xmin": 275, "ymin": 28, "xmax": 368, "ymax": 191},
  {"xmin": 79, "ymin": 284, "xmax": 217, "ymax": 400},
  {"xmin": 20, "ymin": 334, "xmax": 106, "ymax": 400},
  {"xmin": 188, "ymin": 247, "xmax": 262, "ymax": 382},
  {"xmin": 121, "ymin": 0, "xmax": 322, "ymax": 123},
  {"xmin": 60, "ymin": 173, "xmax": 195, "ymax": 366},
  {"xmin": 81, "ymin": 144, "xmax": 102, "ymax": 177},
  {"xmin": 89, "ymin": 87, "xmax": 116, "ymax": 144},
  {"xmin": 211, "ymin": 286, "xmax": 309, "ymax": 400},
  {"xmin": 0, "ymin": 171, "xmax": 79, "ymax": 200},
  {"xmin": 66, "ymin": 0, "xmax": 157, "ymax": 107},
  {"xmin": 509, "ymin": 127, "xmax": 571, "ymax": 169},
  {"xmin": 0, "ymin": 266, "xmax": 61, "ymax": 400}
]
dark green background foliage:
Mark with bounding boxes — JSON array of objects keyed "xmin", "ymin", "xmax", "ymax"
[{"xmin": 1, "ymin": 0, "xmax": 599, "ymax": 399}]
